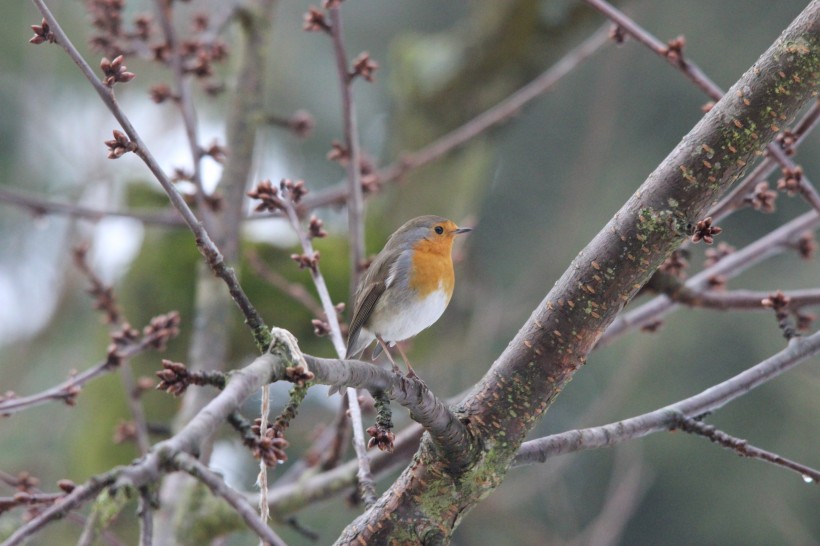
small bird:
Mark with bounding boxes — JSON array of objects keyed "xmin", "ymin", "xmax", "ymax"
[{"xmin": 345, "ymin": 215, "xmax": 472, "ymax": 376}]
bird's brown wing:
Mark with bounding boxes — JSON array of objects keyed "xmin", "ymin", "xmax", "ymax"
[{"xmin": 345, "ymin": 281, "xmax": 384, "ymax": 358}]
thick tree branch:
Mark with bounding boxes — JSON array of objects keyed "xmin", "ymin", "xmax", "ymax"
[{"xmin": 336, "ymin": 5, "xmax": 820, "ymax": 542}]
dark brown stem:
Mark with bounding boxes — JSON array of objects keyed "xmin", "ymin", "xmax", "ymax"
[
  {"xmin": 673, "ymin": 416, "xmax": 820, "ymax": 483},
  {"xmin": 327, "ymin": 6, "xmax": 366, "ymax": 293}
]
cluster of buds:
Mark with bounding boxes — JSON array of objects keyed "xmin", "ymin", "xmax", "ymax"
[
  {"xmin": 303, "ymin": 6, "xmax": 332, "ymax": 33},
  {"xmin": 29, "ymin": 19, "xmax": 56, "ymax": 44},
  {"xmin": 100, "ymin": 55, "xmax": 135, "ymax": 86},
  {"xmin": 155, "ymin": 359, "xmax": 225, "ymax": 396},
  {"xmin": 658, "ymin": 250, "xmax": 689, "ymax": 279},
  {"xmin": 366, "ymin": 423, "xmax": 396, "ymax": 452},
  {"xmin": 327, "ymin": 143, "xmax": 381, "ymax": 193},
  {"xmin": 247, "ymin": 179, "xmax": 309, "ymax": 213},
  {"xmin": 761, "ymin": 290, "xmax": 800, "ymax": 339},
  {"xmin": 112, "ymin": 420, "xmax": 137, "ymax": 444},
  {"xmin": 690, "ymin": 216, "xmax": 722, "ymax": 245},
  {"xmin": 703, "ymin": 242, "xmax": 735, "ymax": 268},
  {"xmin": 761, "ymin": 290, "xmax": 790, "ymax": 312},
  {"xmin": 746, "ymin": 182, "xmax": 777, "ymax": 212},
  {"xmin": 351, "ymin": 52, "xmax": 378, "ymax": 82},
  {"xmin": 609, "ymin": 24, "xmax": 627, "ymax": 44},
  {"xmin": 250, "ymin": 419, "xmax": 290, "ymax": 466},
  {"xmin": 142, "ymin": 311, "xmax": 181, "ymax": 351},
  {"xmin": 202, "ymin": 140, "xmax": 227, "ymax": 163},
  {"xmin": 284, "ymin": 365, "xmax": 315, "ymax": 387},
  {"xmin": 796, "ymin": 231, "xmax": 815, "ymax": 260},
  {"xmin": 291, "ymin": 252, "xmax": 321, "ymax": 274},
  {"xmin": 775, "ymin": 130, "xmax": 798, "ymax": 156},
  {"xmin": 308, "ymin": 215, "xmax": 327, "ymax": 239},
  {"xmin": 149, "ymin": 83, "xmax": 178, "ymax": 104},
  {"xmin": 155, "ymin": 360, "xmax": 191, "ymax": 396},
  {"xmin": 664, "ymin": 35, "xmax": 686, "ymax": 64},
  {"xmin": 776, "ymin": 166, "xmax": 803, "ymax": 195},
  {"xmin": 104, "ymin": 130, "xmax": 137, "ymax": 159}
]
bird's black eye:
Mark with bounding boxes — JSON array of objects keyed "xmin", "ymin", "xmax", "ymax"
[{"xmin": 434, "ymin": 225, "xmax": 444, "ymax": 235}]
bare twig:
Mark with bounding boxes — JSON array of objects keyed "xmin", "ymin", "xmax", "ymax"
[
  {"xmin": 276, "ymin": 189, "xmax": 377, "ymax": 506},
  {"xmin": 30, "ymin": 0, "xmax": 269, "ymax": 350},
  {"xmin": 0, "ymin": 187, "xmax": 184, "ymax": 226},
  {"xmin": 300, "ymin": 24, "xmax": 610, "ymax": 210},
  {"xmin": 173, "ymin": 452, "xmax": 288, "ymax": 546},
  {"xmin": 673, "ymin": 416, "xmax": 820, "ymax": 483},
  {"xmin": 599, "ymin": 210, "xmax": 820, "ymax": 346},
  {"xmin": 327, "ymin": 5, "xmax": 366, "ymax": 292},
  {"xmin": 2, "ymin": 470, "xmax": 119, "ymax": 546},
  {"xmin": 514, "ymin": 329, "xmax": 820, "ymax": 466},
  {"xmin": 584, "ymin": 0, "xmax": 820, "ymax": 213},
  {"xmin": 152, "ymin": 0, "xmax": 211, "ymax": 226},
  {"xmin": 0, "ymin": 317, "xmax": 179, "ymax": 415}
]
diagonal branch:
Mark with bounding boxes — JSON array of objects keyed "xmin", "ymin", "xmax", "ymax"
[
  {"xmin": 300, "ymin": 24, "xmax": 610, "ymax": 210},
  {"xmin": 513, "ymin": 329, "xmax": 820, "ymax": 473},
  {"xmin": 29, "ymin": 0, "xmax": 269, "ymax": 350},
  {"xmin": 172, "ymin": 452, "xmax": 288, "ymax": 546},
  {"xmin": 673, "ymin": 416, "xmax": 820, "ymax": 483},
  {"xmin": 599, "ymin": 210, "xmax": 820, "ymax": 346}
]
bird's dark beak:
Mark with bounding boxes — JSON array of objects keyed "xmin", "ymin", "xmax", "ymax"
[{"xmin": 454, "ymin": 227, "xmax": 472, "ymax": 235}]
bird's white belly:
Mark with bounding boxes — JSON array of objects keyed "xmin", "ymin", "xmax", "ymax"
[{"xmin": 374, "ymin": 288, "xmax": 450, "ymax": 343}]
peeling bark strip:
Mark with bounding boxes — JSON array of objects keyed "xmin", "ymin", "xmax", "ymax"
[{"xmin": 336, "ymin": 4, "xmax": 820, "ymax": 544}]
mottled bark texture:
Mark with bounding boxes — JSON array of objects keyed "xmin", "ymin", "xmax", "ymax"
[{"xmin": 336, "ymin": 4, "xmax": 819, "ymax": 544}]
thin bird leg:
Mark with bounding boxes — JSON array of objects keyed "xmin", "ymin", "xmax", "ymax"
[
  {"xmin": 376, "ymin": 335, "xmax": 401, "ymax": 374},
  {"xmin": 394, "ymin": 342, "xmax": 417, "ymax": 378}
]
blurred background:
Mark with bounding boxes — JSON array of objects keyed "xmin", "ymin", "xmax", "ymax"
[{"xmin": 1, "ymin": 0, "xmax": 818, "ymax": 544}]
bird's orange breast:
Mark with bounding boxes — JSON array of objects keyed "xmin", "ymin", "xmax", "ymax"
[{"xmin": 408, "ymin": 238, "xmax": 455, "ymax": 298}]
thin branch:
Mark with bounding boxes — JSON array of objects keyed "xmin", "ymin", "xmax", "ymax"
[
  {"xmin": 0, "ymin": 187, "xmax": 184, "ymax": 226},
  {"xmin": 30, "ymin": 0, "xmax": 269, "ymax": 350},
  {"xmin": 583, "ymin": 0, "xmax": 722, "ymax": 98},
  {"xmin": 173, "ymin": 452, "xmax": 288, "ymax": 546},
  {"xmin": 710, "ymin": 101, "xmax": 820, "ymax": 220},
  {"xmin": 327, "ymin": 6, "xmax": 366, "ymax": 293},
  {"xmin": 658, "ymin": 285, "xmax": 820, "ymax": 312},
  {"xmin": 584, "ymin": 0, "xmax": 820, "ymax": 212},
  {"xmin": 513, "ymin": 329, "xmax": 820, "ymax": 465},
  {"xmin": 300, "ymin": 24, "xmax": 611, "ymax": 210},
  {"xmin": 673, "ymin": 416, "xmax": 820, "ymax": 483},
  {"xmin": 152, "ymin": 0, "xmax": 211, "ymax": 227},
  {"xmin": 278, "ymin": 193, "xmax": 376, "ymax": 506},
  {"xmin": 1, "ymin": 470, "xmax": 119, "ymax": 546},
  {"xmin": 0, "ymin": 322, "xmax": 177, "ymax": 415},
  {"xmin": 599, "ymin": 210, "xmax": 820, "ymax": 347}
]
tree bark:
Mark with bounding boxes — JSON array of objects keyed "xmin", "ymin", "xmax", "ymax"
[{"xmin": 336, "ymin": 3, "xmax": 820, "ymax": 543}]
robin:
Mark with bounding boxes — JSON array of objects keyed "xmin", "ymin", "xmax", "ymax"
[{"xmin": 345, "ymin": 215, "xmax": 472, "ymax": 377}]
